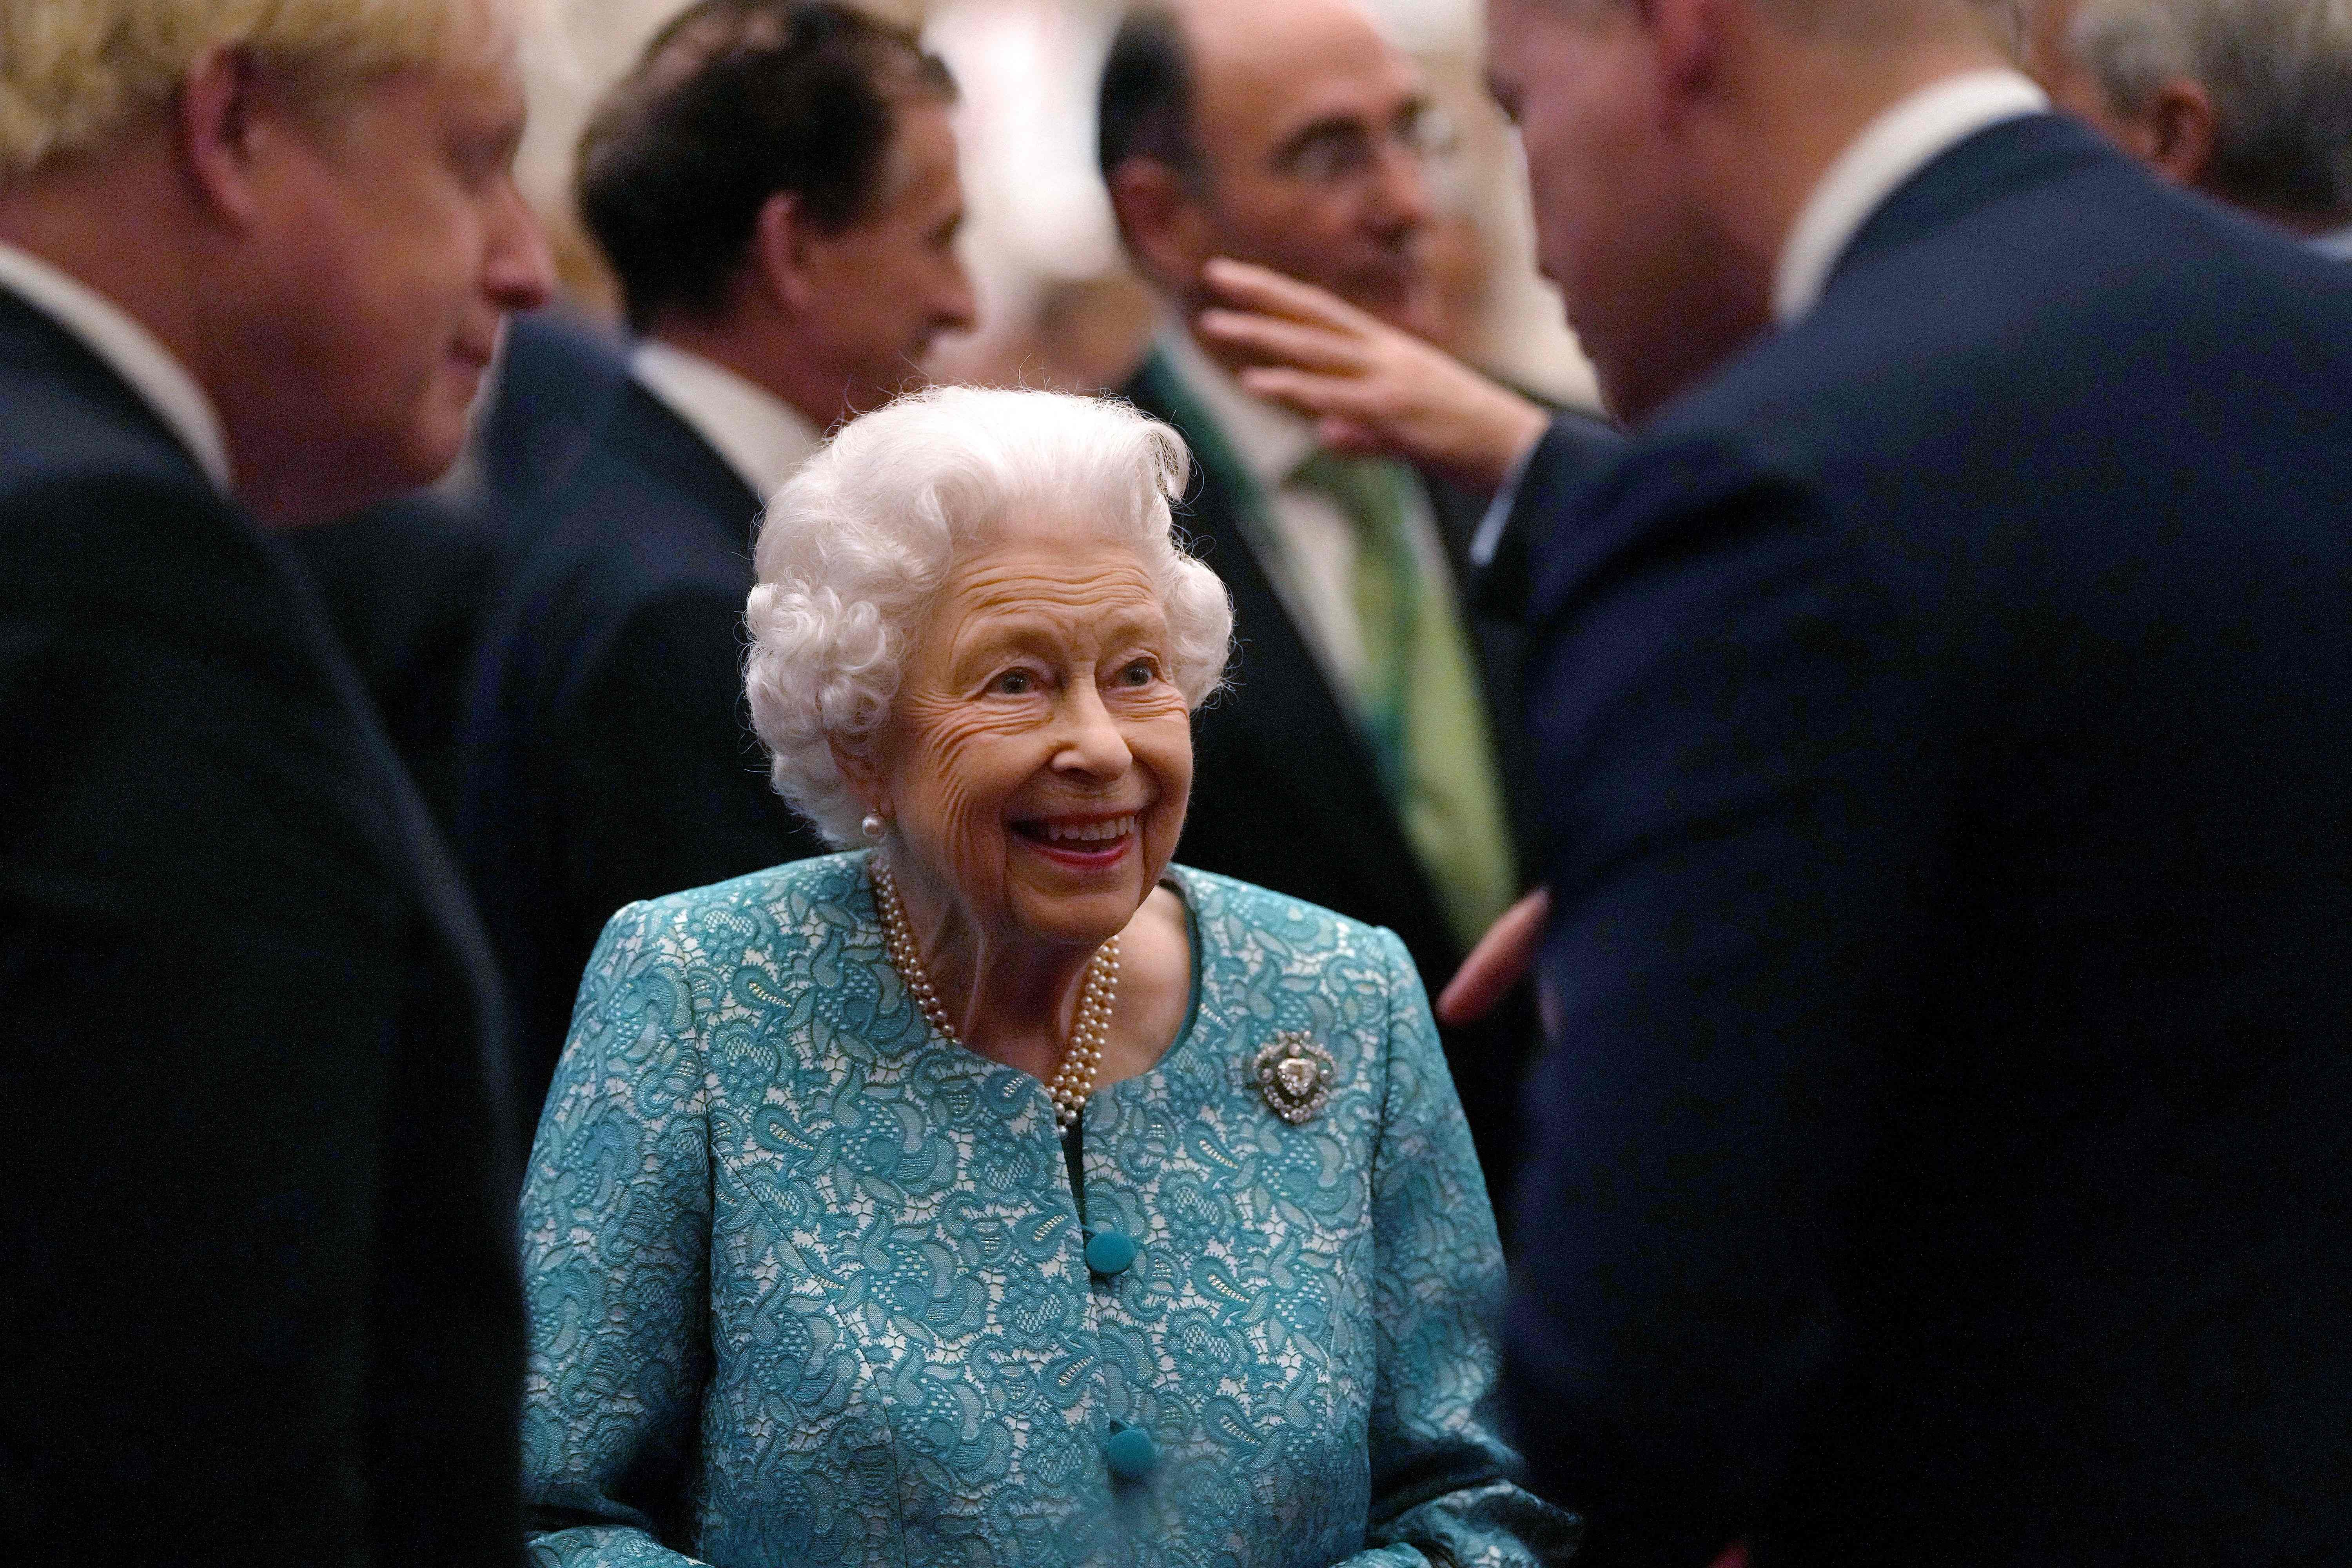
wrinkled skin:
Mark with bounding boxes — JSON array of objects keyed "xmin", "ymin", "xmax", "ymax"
[{"xmin": 843, "ymin": 519, "xmax": 1195, "ymax": 1083}]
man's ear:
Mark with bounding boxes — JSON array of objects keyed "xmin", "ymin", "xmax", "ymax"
[
  {"xmin": 2137, "ymin": 77, "xmax": 2219, "ymax": 189},
  {"xmin": 749, "ymin": 188, "xmax": 822, "ymax": 315},
  {"xmin": 1107, "ymin": 157, "xmax": 1215, "ymax": 295},
  {"xmin": 178, "ymin": 45, "xmax": 273, "ymax": 227}
]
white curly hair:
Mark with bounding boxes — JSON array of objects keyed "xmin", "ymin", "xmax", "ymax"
[{"xmin": 744, "ymin": 385, "xmax": 1234, "ymax": 847}]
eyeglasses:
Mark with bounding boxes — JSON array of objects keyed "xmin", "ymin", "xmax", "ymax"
[{"xmin": 1271, "ymin": 102, "xmax": 1459, "ymax": 190}]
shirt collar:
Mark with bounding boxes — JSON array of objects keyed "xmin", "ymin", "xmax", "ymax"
[
  {"xmin": 1156, "ymin": 318, "xmax": 1318, "ymax": 488},
  {"xmin": 0, "ymin": 240, "xmax": 232, "ymax": 492},
  {"xmin": 629, "ymin": 338, "xmax": 823, "ymax": 504},
  {"xmin": 2312, "ymin": 222, "xmax": 2352, "ymax": 261},
  {"xmin": 1773, "ymin": 69, "xmax": 2050, "ymax": 326}
]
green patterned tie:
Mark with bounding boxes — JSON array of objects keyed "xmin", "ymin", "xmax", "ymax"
[{"xmin": 1290, "ymin": 448, "xmax": 1518, "ymax": 951}]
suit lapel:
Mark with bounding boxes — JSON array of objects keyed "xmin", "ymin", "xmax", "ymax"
[{"xmin": 260, "ymin": 529, "xmax": 518, "ymax": 1156}]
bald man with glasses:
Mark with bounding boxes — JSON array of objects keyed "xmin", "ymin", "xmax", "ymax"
[{"xmin": 1097, "ymin": 0, "xmax": 1617, "ymax": 1212}]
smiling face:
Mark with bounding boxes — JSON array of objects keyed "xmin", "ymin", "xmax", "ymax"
[{"xmin": 863, "ymin": 519, "xmax": 1194, "ymax": 952}]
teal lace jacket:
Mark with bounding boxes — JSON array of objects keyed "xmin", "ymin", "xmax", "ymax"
[{"xmin": 520, "ymin": 853, "xmax": 1577, "ymax": 1568}]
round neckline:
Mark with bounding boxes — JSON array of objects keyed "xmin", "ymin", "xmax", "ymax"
[{"xmin": 853, "ymin": 861, "xmax": 1207, "ymax": 1129}]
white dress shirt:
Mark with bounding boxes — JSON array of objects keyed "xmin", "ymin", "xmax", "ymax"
[
  {"xmin": 1158, "ymin": 325, "xmax": 1457, "ymax": 709},
  {"xmin": 2313, "ymin": 223, "xmax": 2352, "ymax": 261},
  {"xmin": 0, "ymin": 240, "xmax": 231, "ymax": 491},
  {"xmin": 1774, "ymin": 70, "xmax": 2051, "ymax": 325},
  {"xmin": 629, "ymin": 338, "xmax": 822, "ymax": 505}
]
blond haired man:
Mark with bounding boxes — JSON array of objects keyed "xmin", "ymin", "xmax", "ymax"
[{"xmin": 0, "ymin": 1, "xmax": 549, "ymax": 1559}]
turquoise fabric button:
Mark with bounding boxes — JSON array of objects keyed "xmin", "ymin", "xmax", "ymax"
[
  {"xmin": 1083, "ymin": 1229, "xmax": 1138, "ymax": 1276},
  {"xmin": 1103, "ymin": 1423, "xmax": 1158, "ymax": 1480}
]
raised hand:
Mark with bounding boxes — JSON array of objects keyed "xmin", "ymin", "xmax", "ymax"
[{"xmin": 1195, "ymin": 256, "xmax": 1550, "ymax": 497}]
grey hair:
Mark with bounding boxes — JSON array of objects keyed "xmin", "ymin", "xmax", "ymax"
[
  {"xmin": 744, "ymin": 385, "xmax": 1235, "ymax": 847},
  {"xmin": 2073, "ymin": 0, "xmax": 2352, "ymax": 218}
]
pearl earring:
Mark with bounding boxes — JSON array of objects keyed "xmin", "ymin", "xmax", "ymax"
[{"xmin": 860, "ymin": 813, "xmax": 887, "ymax": 844}]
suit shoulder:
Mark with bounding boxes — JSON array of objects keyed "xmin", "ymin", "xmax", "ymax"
[
  {"xmin": 0, "ymin": 463, "xmax": 260, "ymax": 620},
  {"xmin": 1665, "ymin": 153, "xmax": 2352, "ymax": 467}
]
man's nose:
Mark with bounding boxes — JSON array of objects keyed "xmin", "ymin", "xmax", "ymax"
[
  {"xmin": 488, "ymin": 181, "xmax": 555, "ymax": 314},
  {"xmin": 1366, "ymin": 136, "xmax": 1434, "ymax": 238},
  {"xmin": 935, "ymin": 255, "xmax": 980, "ymax": 336}
]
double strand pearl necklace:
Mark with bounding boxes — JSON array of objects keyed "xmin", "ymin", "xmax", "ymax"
[{"xmin": 869, "ymin": 854, "xmax": 1118, "ymax": 1132}]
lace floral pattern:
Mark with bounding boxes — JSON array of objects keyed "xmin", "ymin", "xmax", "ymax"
[{"xmin": 520, "ymin": 853, "xmax": 1577, "ymax": 1568}]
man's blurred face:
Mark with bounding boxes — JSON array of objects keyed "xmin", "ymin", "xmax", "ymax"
[
  {"xmin": 230, "ymin": 3, "xmax": 551, "ymax": 521},
  {"xmin": 1184, "ymin": 0, "xmax": 1443, "ymax": 335},
  {"xmin": 1484, "ymin": 0, "xmax": 1763, "ymax": 423},
  {"xmin": 797, "ymin": 100, "xmax": 978, "ymax": 421}
]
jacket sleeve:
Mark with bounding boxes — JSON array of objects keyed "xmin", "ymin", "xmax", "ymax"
[
  {"xmin": 1474, "ymin": 412, "xmax": 1627, "ymax": 625},
  {"xmin": 1350, "ymin": 928, "xmax": 1584, "ymax": 1568},
  {"xmin": 521, "ymin": 901, "xmax": 717, "ymax": 1568},
  {"xmin": 1506, "ymin": 437, "xmax": 1929, "ymax": 1566}
]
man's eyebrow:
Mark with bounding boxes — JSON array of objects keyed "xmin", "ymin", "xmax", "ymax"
[
  {"xmin": 1271, "ymin": 93, "xmax": 1433, "ymax": 164},
  {"xmin": 1272, "ymin": 112, "xmax": 1372, "ymax": 163}
]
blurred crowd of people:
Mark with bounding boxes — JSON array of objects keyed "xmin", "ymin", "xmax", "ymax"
[{"xmin": 4, "ymin": 0, "xmax": 2350, "ymax": 1564}]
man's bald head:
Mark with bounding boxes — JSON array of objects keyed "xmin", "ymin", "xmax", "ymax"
[{"xmin": 1100, "ymin": 0, "xmax": 1445, "ymax": 333}]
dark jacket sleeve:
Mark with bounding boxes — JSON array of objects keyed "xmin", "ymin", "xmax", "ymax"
[
  {"xmin": 0, "ymin": 472, "xmax": 519, "ymax": 1564},
  {"xmin": 1504, "ymin": 438, "xmax": 1933, "ymax": 1567},
  {"xmin": 1476, "ymin": 411, "xmax": 1626, "ymax": 624}
]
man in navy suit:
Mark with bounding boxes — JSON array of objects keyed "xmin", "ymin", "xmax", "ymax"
[
  {"xmin": 463, "ymin": 0, "xmax": 977, "ymax": 1134},
  {"xmin": 0, "ymin": 0, "xmax": 551, "ymax": 1558},
  {"xmin": 1481, "ymin": 0, "xmax": 2352, "ymax": 1562}
]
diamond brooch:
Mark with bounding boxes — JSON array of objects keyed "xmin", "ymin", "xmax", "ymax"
[{"xmin": 1254, "ymin": 1031, "xmax": 1335, "ymax": 1125}]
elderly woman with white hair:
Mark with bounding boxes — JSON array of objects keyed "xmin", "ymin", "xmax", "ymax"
[{"xmin": 516, "ymin": 387, "xmax": 1573, "ymax": 1568}]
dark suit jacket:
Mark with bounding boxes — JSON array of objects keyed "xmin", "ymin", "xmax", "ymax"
[
  {"xmin": 1505, "ymin": 113, "xmax": 2352, "ymax": 1566},
  {"xmin": 287, "ymin": 492, "xmax": 501, "ymax": 835},
  {"xmin": 287, "ymin": 310, "xmax": 628, "ymax": 842},
  {"xmin": 1123, "ymin": 351, "xmax": 1618, "ymax": 1206},
  {"xmin": 481, "ymin": 305, "xmax": 631, "ymax": 514},
  {"xmin": 461, "ymin": 381, "xmax": 827, "ymax": 1139},
  {"xmin": 0, "ymin": 290, "xmax": 521, "ymax": 1562}
]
